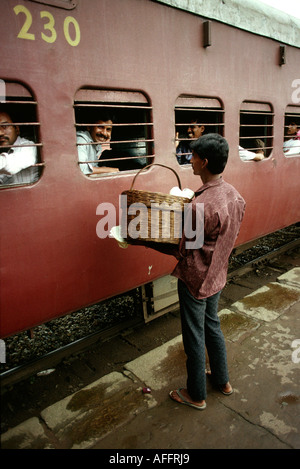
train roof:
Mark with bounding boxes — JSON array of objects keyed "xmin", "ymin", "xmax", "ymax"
[{"xmin": 153, "ymin": 0, "xmax": 300, "ymax": 48}]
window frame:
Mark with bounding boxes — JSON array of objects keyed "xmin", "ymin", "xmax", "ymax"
[
  {"xmin": 239, "ymin": 100, "xmax": 274, "ymax": 160},
  {"xmin": 0, "ymin": 80, "xmax": 43, "ymax": 189},
  {"xmin": 283, "ymin": 105, "xmax": 300, "ymax": 158},
  {"xmin": 174, "ymin": 94, "xmax": 224, "ymax": 165},
  {"xmin": 74, "ymin": 88, "xmax": 154, "ymax": 177}
]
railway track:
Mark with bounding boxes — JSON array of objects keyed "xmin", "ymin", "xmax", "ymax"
[
  {"xmin": 1, "ymin": 227, "xmax": 299, "ymax": 391},
  {"xmin": 228, "ymin": 237, "xmax": 300, "ymax": 278},
  {"xmin": 0, "ymin": 317, "xmax": 143, "ymax": 390}
]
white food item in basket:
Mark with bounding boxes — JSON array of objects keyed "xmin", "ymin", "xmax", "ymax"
[
  {"xmin": 182, "ymin": 188, "xmax": 195, "ymax": 199},
  {"xmin": 110, "ymin": 226, "xmax": 128, "ymax": 249},
  {"xmin": 169, "ymin": 186, "xmax": 183, "ymax": 197},
  {"xmin": 169, "ymin": 186, "xmax": 194, "ymax": 199}
]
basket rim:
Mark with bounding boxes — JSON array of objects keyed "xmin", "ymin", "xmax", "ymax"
[{"xmin": 122, "ymin": 188, "xmax": 191, "ymax": 202}]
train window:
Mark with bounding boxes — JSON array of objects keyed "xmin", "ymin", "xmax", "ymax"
[
  {"xmin": 0, "ymin": 81, "xmax": 42, "ymax": 188},
  {"xmin": 239, "ymin": 101, "xmax": 273, "ymax": 161},
  {"xmin": 283, "ymin": 106, "xmax": 300, "ymax": 157},
  {"xmin": 174, "ymin": 95, "xmax": 224, "ymax": 165},
  {"xmin": 74, "ymin": 88, "xmax": 154, "ymax": 176}
]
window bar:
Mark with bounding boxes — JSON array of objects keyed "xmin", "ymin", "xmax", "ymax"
[
  {"xmin": 176, "ymin": 122, "xmax": 224, "ymax": 126},
  {"xmin": 0, "ymin": 122, "xmax": 40, "ymax": 127},
  {"xmin": 175, "ymin": 107, "xmax": 223, "ymax": 112},
  {"xmin": 0, "ymin": 100, "xmax": 38, "ymax": 105},
  {"xmin": 239, "ymin": 146, "xmax": 273, "ymax": 151},
  {"xmin": 3, "ymin": 143, "xmax": 42, "ymax": 149},
  {"xmin": 74, "ymin": 103, "xmax": 152, "ymax": 110},
  {"xmin": 239, "ymin": 136, "xmax": 273, "ymax": 140},
  {"xmin": 240, "ymin": 111, "xmax": 274, "ymax": 116},
  {"xmin": 78, "ymin": 154, "xmax": 155, "ymax": 165},
  {"xmin": 77, "ymin": 138, "xmax": 154, "ymax": 146},
  {"xmin": 240, "ymin": 124, "xmax": 273, "ymax": 127},
  {"xmin": 75, "ymin": 123, "xmax": 153, "ymax": 127}
]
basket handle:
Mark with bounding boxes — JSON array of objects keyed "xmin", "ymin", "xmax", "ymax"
[{"xmin": 129, "ymin": 163, "xmax": 183, "ymax": 190}]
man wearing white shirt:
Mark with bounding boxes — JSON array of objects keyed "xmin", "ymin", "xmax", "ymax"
[
  {"xmin": 239, "ymin": 138, "xmax": 265, "ymax": 161},
  {"xmin": 283, "ymin": 121, "xmax": 300, "ymax": 156},
  {"xmin": 238, "ymin": 146, "xmax": 265, "ymax": 161},
  {"xmin": 0, "ymin": 109, "xmax": 38, "ymax": 185},
  {"xmin": 76, "ymin": 113, "xmax": 119, "ymax": 175}
]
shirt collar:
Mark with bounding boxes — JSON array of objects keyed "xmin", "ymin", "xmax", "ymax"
[
  {"xmin": 13, "ymin": 135, "xmax": 22, "ymax": 146},
  {"xmin": 194, "ymin": 176, "xmax": 223, "ymax": 196}
]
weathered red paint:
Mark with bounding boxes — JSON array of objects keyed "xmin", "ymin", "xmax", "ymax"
[{"xmin": 1, "ymin": 0, "xmax": 299, "ymax": 337}]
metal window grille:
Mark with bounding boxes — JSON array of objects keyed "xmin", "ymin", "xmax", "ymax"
[
  {"xmin": 175, "ymin": 95, "xmax": 224, "ymax": 164},
  {"xmin": 239, "ymin": 101, "xmax": 274, "ymax": 157},
  {"xmin": 284, "ymin": 106, "xmax": 300, "ymax": 157},
  {"xmin": 74, "ymin": 89, "xmax": 154, "ymax": 174},
  {"xmin": 0, "ymin": 81, "xmax": 43, "ymax": 188}
]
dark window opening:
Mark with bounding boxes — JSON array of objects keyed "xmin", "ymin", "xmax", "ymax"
[
  {"xmin": 175, "ymin": 95, "xmax": 224, "ymax": 165},
  {"xmin": 74, "ymin": 89, "xmax": 154, "ymax": 176},
  {"xmin": 239, "ymin": 101, "xmax": 273, "ymax": 161},
  {"xmin": 283, "ymin": 106, "xmax": 300, "ymax": 157},
  {"xmin": 0, "ymin": 81, "xmax": 43, "ymax": 188}
]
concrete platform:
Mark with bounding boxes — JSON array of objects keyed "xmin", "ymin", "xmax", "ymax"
[{"xmin": 1, "ymin": 268, "xmax": 300, "ymax": 450}]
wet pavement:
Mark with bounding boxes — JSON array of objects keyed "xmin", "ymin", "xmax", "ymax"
[{"xmin": 1, "ymin": 266, "xmax": 300, "ymax": 451}]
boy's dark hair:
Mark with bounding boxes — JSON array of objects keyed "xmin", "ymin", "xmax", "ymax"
[{"xmin": 190, "ymin": 133, "xmax": 229, "ymax": 174}]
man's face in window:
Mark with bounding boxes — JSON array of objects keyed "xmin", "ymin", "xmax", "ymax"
[
  {"xmin": 187, "ymin": 122, "xmax": 205, "ymax": 139},
  {"xmin": 0, "ymin": 112, "xmax": 19, "ymax": 148},
  {"xmin": 287, "ymin": 122, "xmax": 298, "ymax": 137},
  {"xmin": 88, "ymin": 119, "xmax": 113, "ymax": 144}
]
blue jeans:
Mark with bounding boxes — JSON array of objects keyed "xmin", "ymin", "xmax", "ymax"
[{"xmin": 178, "ymin": 279, "xmax": 229, "ymax": 401}]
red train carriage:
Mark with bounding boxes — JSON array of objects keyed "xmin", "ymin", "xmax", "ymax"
[{"xmin": 1, "ymin": 0, "xmax": 300, "ymax": 337}]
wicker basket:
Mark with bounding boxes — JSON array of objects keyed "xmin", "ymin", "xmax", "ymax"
[{"xmin": 121, "ymin": 164, "xmax": 191, "ymax": 244}]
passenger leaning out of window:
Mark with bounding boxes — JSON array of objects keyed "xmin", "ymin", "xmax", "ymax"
[
  {"xmin": 0, "ymin": 107, "xmax": 38, "ymax": 185},
  {"xmin": 283, "ymin": 121, "xmax": 300, "ymax": 156},
  {"xmin": 76, "ymin": 112, "xmax": 119, "ymax": 175},
  {"xmin": 239, "ymin": 138, "xmax": 265, "ymax": 161}
]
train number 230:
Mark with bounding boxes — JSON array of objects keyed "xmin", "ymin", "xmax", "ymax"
[{"xmin": 13, "ymin": 5, "xmax": 80, "ymax": 47}]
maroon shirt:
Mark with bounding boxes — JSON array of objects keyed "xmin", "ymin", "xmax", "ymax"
[{"xmin": 172, "ymin": 178, "xmax": 245, "ymax": 299}]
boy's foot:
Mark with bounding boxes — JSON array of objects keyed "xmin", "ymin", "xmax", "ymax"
[{"xmin": 169, "ymin": 388, "xmax": 206, "ymax": 410}]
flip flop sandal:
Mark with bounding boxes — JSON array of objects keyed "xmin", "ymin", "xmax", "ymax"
[
  {"xmin": 169, "ymin": 388, "xmax": 206, "ymax": 410},
  {"xmin": 219, "ymin": 385, "xmax": 233, "ymax": 396},
  {"xmin": 205, "ymin": 371, "xmax": 233, "ymax": 395}
]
